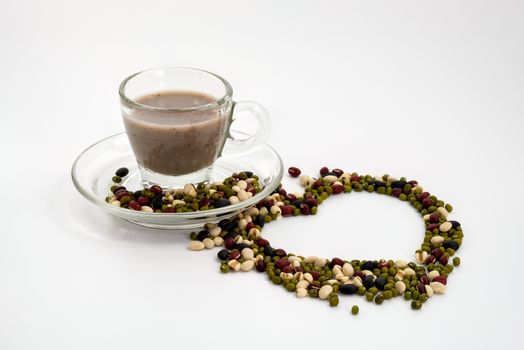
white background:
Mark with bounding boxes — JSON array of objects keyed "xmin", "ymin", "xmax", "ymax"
[{"xmin": 1, "ymin": 0, "xmax": 523, "ymax": 349}]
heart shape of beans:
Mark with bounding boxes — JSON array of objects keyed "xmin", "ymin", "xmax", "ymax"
[{"xmin": 203, "ymin": 167, "xmax": 463, "ymax": 311}]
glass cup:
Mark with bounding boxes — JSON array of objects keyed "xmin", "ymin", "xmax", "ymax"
[{"xmin": 119, "ymin": 67, "xmax": 270, "ymax": 188}]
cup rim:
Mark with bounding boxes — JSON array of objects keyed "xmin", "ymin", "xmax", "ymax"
[{"xmin": 118, "ymin": 66, "xmax": 233, "ymax": 112}]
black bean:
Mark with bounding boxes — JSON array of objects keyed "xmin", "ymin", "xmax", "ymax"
[
  {"xmin": 151, "ymin": 194, "xmax": 163, "ymax": 209},
  {"xmin": 361, "ymin": 260, "xmax": 378, "ymax": 271},
  {"xmin": 243, "ymin": 171, "xmax": 254, "ymax": 177},
  {"xmin": 339, "ymin": 284, "xmax": 358, "ymax": 295},
  {"xmin": 363, "ymin": 275, "xmax": 375, "ymax": 289},
  {"xmin": 222, "ymin": 221, "xmax": 237, "ymax": 233},
  {"xmin": 196, "ymin": 230, "xmax": 209, "ymax": 241},
  {"xmin": 291, "ymin": 200, "xmax": 303, "ymax": 207},
  {"xmin": 213, "ymin": 199, "xmax": 231, "ymax": 208},
  {"xmin": 391, "ymin": 180, "xmax": 407, "ymax": 189},
  {"xmin": 449, "ymin": 220, "xmax": 461, "ymax": 229},
  {"xmin": 443, "ymin": 240, "xmax": 460, "ymax": 251},
  {"xmin": 253, "ymin": 214, "xmax": 265, "ymax": 228},
  {"xmin": 115, "ymin": 167, "xmax": 129, "ymax": 177},
  {"xmin": 263, "ymin": 245, "xmax": 274, "ymax": 257},
  {"xmin": 218, "ymin": 219, "xmax": 231, "ymax": 229},
  {"xmin": 375, "ymin": 276, "xmax": 387, "ymax": 290},
  {"xmin": 235, "ymin": 243, "xmax": 250, "ymax": 251},
  {"xmin": 373, "ymin": 180, "xmax": 386, "ymax": 188},
  {"xmin": 222, "ymin": 231, "xmax": 239, "ymax": 241},
  {"xmin": 217, "ymin": 249, "xmax": 229, "ymax": 261},
  {"xmin": 134, "ymin": 190, "xmax": 143, "ymax": 198},
  {"xmin": 322, "ymin": 172, "xmax": 338, "ymax": 177}
]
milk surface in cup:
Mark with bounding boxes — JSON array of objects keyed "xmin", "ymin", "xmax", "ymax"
[{"xmin": 122, "ymin": 90, "xmax": 229, "ymax": 175}]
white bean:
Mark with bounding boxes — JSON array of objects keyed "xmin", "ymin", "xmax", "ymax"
[
  {"xmin": 342, "ymin": 262, "xmax": 354, "ymax": 277},
  {"xmin": 240, "ymin": 260, "xmax": 254, "ymax": 272},
  {"xmin": 209, "ymin": 226, "xmax": 222, "ymax": 237},
  {"xmin": 189, "ymin": 241, "xmax": 205, "ymax": 251},
  {"xmin": 395, "ymin": 281, "xmax": 406, "ymax": 294},
  {"xmin": 203, "ymin": 238, "xmax": 215, "ymax": 249},
  {"xmin": 430, "ymin": 281, "xmax": 446, "ymax": 294},
  {"xmin": 296, "ymin": 288, "xmax": 308, "ymax": 298},
  {"xmin": 395, "ymin": 260, "xmax": 408, "ymax": 268},
  {"xmin": 237, "ymin": 180, "xmax": 248, "ymax": 190},
  {"xmin": 439, "ymin": 222, "xmax": 452, "ymax": 232},
  {"xmin": 314, "ymin": 258, "xmax": 327, "ymax": 268},
  {"xmin": 319, "ymin": 285, "xmax": 333, "ymax": 300},
  {"xmin": 241, "ymin": 248, "xmax": 254, "ymax": 260}
]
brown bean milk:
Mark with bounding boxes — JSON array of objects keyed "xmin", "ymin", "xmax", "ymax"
[{"xmin": 122, "ymin": 91, "xmax": 229, "ymax": 175}]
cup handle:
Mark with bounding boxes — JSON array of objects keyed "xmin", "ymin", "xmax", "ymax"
[{"xmin": 224, "ymin": 101, "xmax": 271, "ymax": 154}]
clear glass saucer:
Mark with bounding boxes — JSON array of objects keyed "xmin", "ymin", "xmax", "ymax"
[{"xmin": 71, "ymin": 132, "xmax": 283, "ymax": 230}]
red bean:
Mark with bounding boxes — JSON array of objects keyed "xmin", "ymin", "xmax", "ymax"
[
  {"xmin": 310, "ymin": 270, "xmax": 320, "ymax": 280},
  {"xmin": 439, "ymin": 255, "xmax": 449, "ymax": 265},
  {"xmin": 274, "ymin": 249, "xmax": 287, "ymax": 257},
  {"xmin": 224, "ymin": 238, "xmax": 235, "ymax": 250},
  {"xmin": 391, "ymin": 188, "xmax": 403, "ymax": 197},
  {"xmin": 350, "ymin": 175, "xmax": 360, "ymax": 182},
  {"xmin": 229, "ymin": 250, "xmax": 241, "ymax": 260},
  {"xmin": 115, "ymin": 191, "xmax": 129, "ymax": 200},
  {"xmin": 378, "ymin": 261, "xmax": 390, "ymax": 269},
  {"xmin": 305, "ymin": 197, "xmax": 318, "ymax": 207},
  {"xmin": 332, "ymin": 184, "xmax": 344, "ymax": 194},
  {"xmin": 330, "ymin": 257, "xmax": 344, "ymax": 267},
  {"xmin": 332, "ymin": 168, "xmax": 344, "ymax": 177},
  {"xmin": 164, "ymin": 207, "xmax": 176, "ymax": 213},
  {"xmin": 279, "ymin": 188, "xmax": 287, "ymax": 196},
  {"xmin": 420, "ymin": 275, "xmax": 430, "ymax": 285},
  {"xmin": 427, "ymin": 223, "xmax": 439, "ymax": 231},
  {"xmin": 245, "ymin": 222, "xmax": 256, "ymax": 231},
  {"xmin": 319, "ymin": 167, "xmax": 329, "ymax": 176},
  {"xmin": 149, "ymin": 185, "xmax": 163, "ymax": 194},
  {"xmin": 300, "ymin": 203, "xmax": 310, "ymax": 215},
  {"xmin": 255, "ymin": 238, "xmax": 269, "ymax": 247},
  {"xmin": 281, "ymin": 205, "xmax": 293, "ymax": 217},
  {"xmin": 255, "ymin": 260, "xmax": 266, "ymax": 272},
  {"xmin": 422, "ymin": 198, "xmax": 434, "ymax": 208},
  {"xmin": 137, "ymin": 196, "xmax": 150, "ymax": 205},
  {"xmin": 282, "ymin": 265, "xmax": 294, "ymax": 273},
  {"xmin": 431, "ymin": 248, "xmax": 443, "ymax": 259},
  {"xmin": 419, "ymin": 192, "xmax": 430, "ymax": 201},
  {"xmin": 112, "ymin": 186, "xmax": 126, "ymax": 194},
  {"xmin": 275, "ymin": 259, "xmax": 290, "ymax": 269},
  {"xmin": 199, "ymin": 197, "xmax": 211, "ymax": 207},
  {"xmin": 286, "ymin": 193, "xmax": 297, "ymax": 201},
  {"xmin": 425, "ymin": 255, "xmax": 436, "ymax": 264},
  {"xmin": 128, "ymin": 200, "xmax": 141, "ymax": 211},
  {"xmin": 429, "ymin": 213, "xmax": 440, "ymax": 223},
  {"xmin": 288, "ymin": 167, "xmax": 301, "ymax": 177},
  {"xmin": 312, "ymin": 180, "xmax": 322, "ymax": 189},
  {"xmin": 432, "ymin": 276, "xmax": 447, "ymax": 285},
  {"xmin": 354, "ymin": 271, "xmax": 365, "ymax": 280}
]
